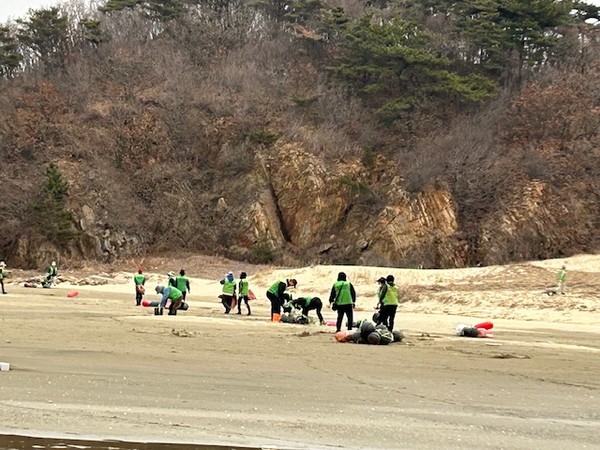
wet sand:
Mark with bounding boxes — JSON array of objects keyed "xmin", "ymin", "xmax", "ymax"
[{"xmin": 0, "ymin": 256, "xmax": 599, "ymax": 449}]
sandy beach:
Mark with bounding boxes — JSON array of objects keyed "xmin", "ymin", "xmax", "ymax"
[{"xmin": 0, "ymin": 255, "xmax": 599, "ymax": 449}]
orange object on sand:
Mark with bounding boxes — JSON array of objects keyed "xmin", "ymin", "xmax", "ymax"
[
  {"xmin": 272, "ymin": 313, "xmax": 281, "ymax": 322},
  {"xmin": 141, "ymin": 299, "xmax": 150, "ymax": 307},
  {"xmin": 67, "ymin": 291, "xmax": 79, "ymax": 298}
]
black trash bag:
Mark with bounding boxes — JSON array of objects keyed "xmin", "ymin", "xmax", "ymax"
[
  {"xmin": 462, "ymin": 327, "xmax": 479, "ymax": 338},
  {"xmin": 392, "ymin": 330, "xmax": 404, "ymax": 342},
  {"xmin": 360, "ymin": 320, "xmax": 376, "ymax": 340},
  {"xmin": 372, "ymin": 312, "xmax": 380, "ymax": 322}
]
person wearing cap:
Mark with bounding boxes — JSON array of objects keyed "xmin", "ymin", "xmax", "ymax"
[
  {"xmin": 219, "ymin": 272, "xmax": 237, "ymax": 314},
  {"xmin": 266, "ymin": 278, "xmax": 297, "ymax": 321},
  {"xmin": 328, "ymin": 272, "xmax": 356, "ymax": 333},
  {"xmin": 237, "ymin": 272, "xmax": 251, "ymax": 315},
  {"xmin": 375, "ymin": 274, "xmax": 399, "ymax": 331},
  {"xmin": 167, "ymin": 271, "xmax": 177, "ymax": 288},
  {"xmin": 133, "ymin": 269, "xmax": 146, "ymax": 306},
  {"xmin": 175, "ymin": 269, "xmax": 191, "ymax": 301},
  {"xmin": 0, "ymin": 260, "xmax": 7, "ymax": 294},
  {"xmin": 155, "ymin": 285, "xmax": 183, "ymax": 315},
  {"xmin": 556, "ymin": 265, "xmax": 567, "ymax": 295}
]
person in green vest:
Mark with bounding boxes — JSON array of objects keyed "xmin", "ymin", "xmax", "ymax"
[
  {"xmin": 155, "ymin": 285, "xmax": 183, "ymax": 315},
  {"xmin": 175, "ymin": 269, "xmax": 191, "ymax": 302},
  {"xmin": 237, "ymin": 271, "xmax": 251, "ymax": 315},
  {"xmin": 290, "ymin": 296, "xmax": 324, "ymax": 324},
  {"xmin": 0, "ymin": 260, "xmax": 7, "ymax": 294},
  {"xmin": 328, "ymin": 272, "xmax": 356, "ymax": 333},
  {"xmin": 375, "ymin": 274, "xmax": 399, "ymax": 331},
  {"xmin": 43, "ymin": 261, "xmax": 58, "ymax": 287},
  {"xmin": 133, "ymin": 269, "xmax": 146, "ymax": 306},
  {"xmin": 219, "ymin": 272, "xmax": 237, "ymax": 314},
  {"xmin": 556, "ymin": 265, "xmax": 567, "ymax": 295},
  {"xmin": 266, "ymin": 278, "xmax": 297, "ymax": 321}
]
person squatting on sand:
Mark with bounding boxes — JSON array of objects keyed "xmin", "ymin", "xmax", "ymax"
[
  {"xmin": 375, "ymin": 275, "xmax": 399, "ymax": 331},
  {"xmin": 266, "ymin": 278, "xmax": 297, "ymax": 321},
  {"xmin": 287, "ymin": 296, "xmax": 325, "ymax": 325},
  {"xmin": 43, "ymin": 261, "xmax": 58, "ymax": 287},
  {"xmin": 328, "ymin": 272, "xmax": 356, "ymax": 333},
  {"xmin": 175, "ymin": 269, "xmax": 191, "ymax": 301},
  {"xmin": 155, "ymin": 285, "xmax": 183, "ymax": 315},
  {"xmin": 133, "ymin": 269, "xmax": 146, "ymax": 306},
  {"xmin": 220, "ymin": 272, "xmax": 237, "ymax": 314},
  {"xmin": 237, "ymin": 272, "xmax": 251, "ymax": 315}
]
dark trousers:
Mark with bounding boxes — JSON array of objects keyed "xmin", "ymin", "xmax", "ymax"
[
  {"xmin": 182, "ymin": 291, "xmax": 187, "ymax": 301},
  {"xmin": 303, "ymin": 298, "xmax": 324, "ymax": 323},
  {"xmin": 135, "ymin": 286, "xmax": 144, "ymax": 306},
  {"xmin": 0, "ymin": 279, "xmax": 5, "ymax": 294},
  {"xmin": 377, "ymin": 305, "xmax": 398, "ymax": 331},
  {"xmin": 237, "ymin": 295, "xmax": 251, "ymax": 314},
  {"xmin": 221, "ymin": 294, "xmax": 234, "ymax": 314},
  {"xmin": 336, "ymin": 304, "xmax": 353, "ymax": 332},
  {"xmin": 266, "ymin": 291, "xmax": 281, "ymax": 319}
]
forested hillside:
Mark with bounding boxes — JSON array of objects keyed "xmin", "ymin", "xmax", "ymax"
[{"xmin": 0, "ymin": 0, "xmax": 599, "ymax": 268}]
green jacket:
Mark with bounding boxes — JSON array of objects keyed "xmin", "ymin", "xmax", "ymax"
[
  {"xmin": 134, "ymin": 274, "xmax": 145, "ymax": 285},
  {"xmin": 331, "ymin": 281, "xmax": 353, "ymax": 306},
  {"xmin": 557, "ymin": 270, "xmax": 567, "ymax": 282},
  {"xmin": 48, "ymin": 265, "xmax": 58, "ymax": 276},
  {"xmin": 222, "ymin": 279, "xmax": 236, "ymax": 295},
  {"xmin": 167, "ymin": 286, "xmax": 183, "ymax": 300},
  {"xmin": 268, "ymin": 281, "xmax": 287, "ymax": 297},
  {"xmin": 175, "ymin": 275, "xmax": 189, "ymax": 293},
  {"xmin": 0, "ymin": 267, "xmax": 4, "ymax": 280},
  {"xmin": 239, "ymin": 279, "xmax": 249, "ymax": 296},
  {"xmin": 382, "ymin": 283, "xmax": 399, "ymax": 306}
]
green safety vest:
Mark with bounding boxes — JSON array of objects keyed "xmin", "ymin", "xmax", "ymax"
[
  {"xmin": 222, "ymin": 279, "xmax": 236, "ymax": 295},
  {"xmin": 382, "ymin": 283, "xmax": 399, "ymax": 306},
  {"xmin": 134, "ymin": 274, "xmax": 145, "ymax": 285},
  {"xmin": 48, "ymin": 266, "xmax": 57, "ymax": 276},
  {"xmin": 332, "ymin": 281, "xmax": 353, "ymax": 305},
  {"xmin": 239, "ymin": 279, "xmax": 249, "ymax": 296},
  {"xmin": 557, "ymin": 270, "xmax": 566, "ymax": 282},
  {"xmin": 167, "ymin": 286, "xmax": 183, "ymax": 299},
  {"xmin": 268, "ymin": 281, "xmax": 285, "ymax": 295},
  {"xmin": 303, "ymin": 296, "xmax": 313, "ymax": 307},
  {"xmin": 0, "ymin": 267, "xmax": 4, "ymax": 280},
  {"xmin": 175, "ymin": 275, "xmax": 188, "ymax": 292}
]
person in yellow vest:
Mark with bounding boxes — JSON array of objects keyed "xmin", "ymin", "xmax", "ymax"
[
  {"xmin": 0, "ymin": 260, "xmax": 7, "ymax": 295},
  {"xmin": 237, "ymin": 272, "xmax": 251, "ymax": 315},
  {"xmin": 266, "ymin": 278, "xmax": 297, "ymax": 321},
  {"xmin": 175, "ymin": 269, "xmax": 191, "ymax": 302},
  {"xmin": 328, "ymin": 272, "xmax": 356, "ymax": 333},
  {"xmin": 375, "ymin": 274, "xmax": 399, "ymax": 331},
  {"xmin": 556, "ymin": 265, "xmax": 567, "ymax": 295},
  {"xmin": 133, "ymin": 269, "xmax": 146, "ymax": 306},
  {"xmin": 219, "ymin": 272, "xmax": 237, "ymax": 314}
]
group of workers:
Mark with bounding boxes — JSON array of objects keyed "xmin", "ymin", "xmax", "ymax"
[
  {"xmin": 133, "ymin": 264, "xmax": 569, "ymax": 330},
  {"xmin": 133, "ymin": 268, "xmax": 191, "ymax": 315}
]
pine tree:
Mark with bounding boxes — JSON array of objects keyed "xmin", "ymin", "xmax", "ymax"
[
  {"xmin": 32, "ymin": 164, "xmax": 77, "ymax": 247},
  {"xmin": 0, "ymin": 26, "xmax": 22, "ymax": 77}
]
